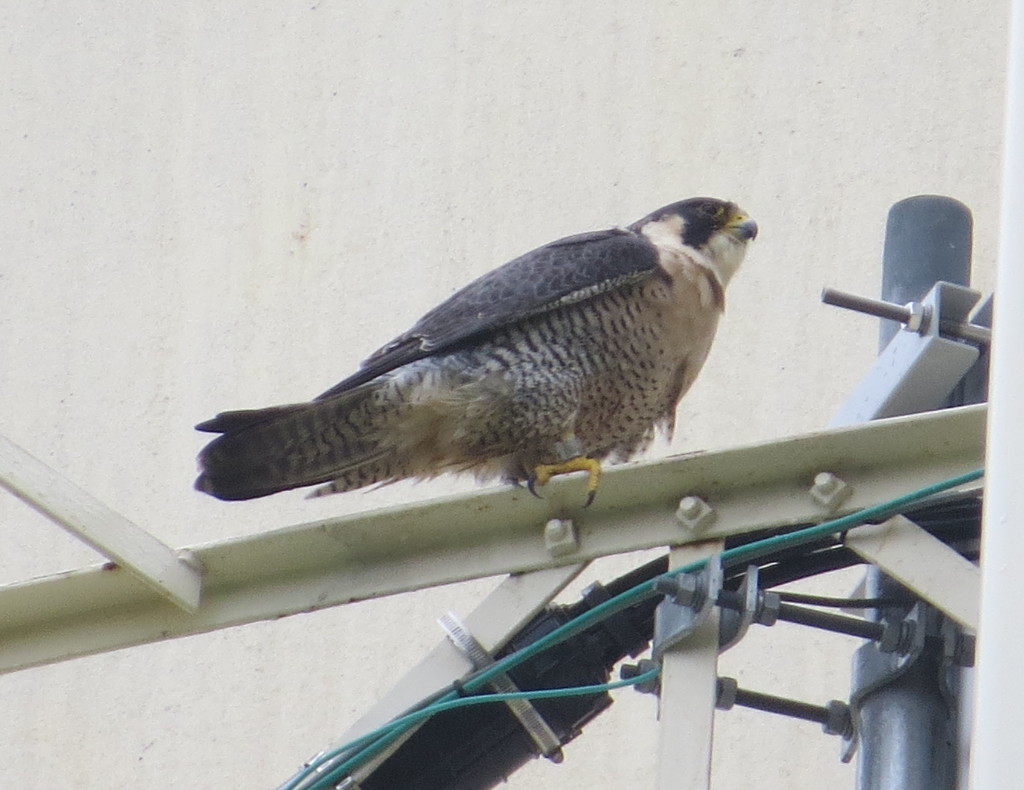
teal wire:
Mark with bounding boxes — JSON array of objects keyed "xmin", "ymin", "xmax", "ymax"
[
  {"xmin": 294, "ymin": 466, "xmax": 983, "ymax": 789},
  {"xmin": 466, "ymin": 467, "xmax": 984, "ymax": 696},
  {"xmin": 354, "ymin": 669, "xmax": 660, "ymax": 752},
  {"xmin": 283, "ymin": 669, "xmax": 661, "ymax": 790}
]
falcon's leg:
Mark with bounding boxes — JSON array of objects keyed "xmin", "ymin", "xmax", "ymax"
[{"xmin": 526, "ymin": 437, "xmax": 602, "ymax": 506}]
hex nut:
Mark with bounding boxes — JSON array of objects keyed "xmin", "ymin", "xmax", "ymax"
[
  {"xmin": 544, "ymin": 518, "xmax": 578, "ymax": 556},
  {"xmin": 823, "ymin": 700, "xmax": 853, "ymax": 738},
  {"xmin": 675, "ymin": 495, "xmax": 716, "ymax": 531},
  {"xmin": 715, "ymin": 677, "xmax": 738, "ymax": 710},
  {"xmin": 809, "ymin": 472, "xmax": 852, "ymax": 511}
]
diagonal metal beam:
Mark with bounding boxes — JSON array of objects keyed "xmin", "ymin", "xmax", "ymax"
[
  {"xmin": 334, "ymin": 563, "xmax": 587, "ymax": 783},
  {"xmin": 845, "ymin": 515, "xmax": 980, "ymax": 630},
  {"xmin": 0, "ymin": 435, "xmax": 202, "ymax": 612},
  {"xmin": 0, "ymin": 404, "xmax": 985, "ymax": 675}
]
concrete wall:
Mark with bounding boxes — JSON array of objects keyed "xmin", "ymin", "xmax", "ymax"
[{"xmin": 0, "ymin": 2, "xmax": 1005, "ymax": 787}]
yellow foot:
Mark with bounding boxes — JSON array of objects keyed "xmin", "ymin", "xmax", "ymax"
[{"xmin": 528, "ymin": 456, "xmax": 602, "ymax": 507}]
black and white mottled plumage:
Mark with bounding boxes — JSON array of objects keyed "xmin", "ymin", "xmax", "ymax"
[{"xmin": 194, "ymin": 198, "xmax": 757, "ymax": 501}]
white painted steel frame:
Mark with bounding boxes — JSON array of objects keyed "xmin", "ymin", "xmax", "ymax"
[
  {"xmin": 0, "ymin": 435, "xmax": 202, "ymax": 612},
  {"xmin": 656, "ymin": 543, "xmax": 723, "ymax": 790},
  {"xmin": 335, "ymin": 564, "xmax": 587, "ymax": 783},
  {"xmin": 846, "ymin": 515, "xmax": 980, "ymax": 630},
  {"xmin": 0, "ymin": 404, "xmax": 985, "ymax": 675}
]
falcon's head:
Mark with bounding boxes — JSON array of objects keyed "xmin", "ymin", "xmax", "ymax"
[{"xmin": 630, "ymin": 197, "xmax": 758, "ymax": 287}]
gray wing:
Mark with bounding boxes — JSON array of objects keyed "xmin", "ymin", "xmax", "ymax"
[{"xmin": 317, "ymin": 228, "xmax": 659, "ymax": 398}]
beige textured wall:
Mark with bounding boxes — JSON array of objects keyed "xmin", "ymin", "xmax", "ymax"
[{"xmin": 0, "ymin": 2, "xmax": 1005, "ymax": 788}]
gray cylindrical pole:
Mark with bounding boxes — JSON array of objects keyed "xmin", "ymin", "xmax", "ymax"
[
  {"xmin": 855, "ymin": 577, "xmax": 957, "ymax": 790},
  {"xmin": 878, "ymin": 196, "xmax": 973, "ymax": 350},
  {"xmin": 855, "ymin": 195, "xmax": 973, "ymax": 790}
]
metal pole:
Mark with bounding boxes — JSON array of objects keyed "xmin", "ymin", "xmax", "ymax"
[
  {"xmin": 855, "ymin": 578, "xmax": 958, "ymax": 790},
  {"xmin": 970, "ymin": 2, "xmax": 1024, "ymax": 787},
  {"xmin": 878, "ymin": 196, "xmax": 972, "ymax": 350},
  {"xmin": 855, "ymin": 195, "xmax": 972, "ymax": 790}
]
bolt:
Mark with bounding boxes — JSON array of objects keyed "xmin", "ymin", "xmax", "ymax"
[
  {"xmin": 809, "ymin": 472, "xmax": 852, "ymax": 511},
  {"xmin": 813, "ymin": 472, "xmax": 841, "ymax": 494},
  {"xmin": 879, "ymin": 620, "xmax": 915, "ymax": 654},
  {"xmin": 677, "ymin": 496, "xmax": 702, "ymax": 519},
  {"xmin": 675, "ymin": 495, "xmax": 716, "ymax": 531},
  {"xmin": 653, "ymin": 573, "xmax": 703, "ymax": 608},
  {"xmin": 904, "ymin": 301, "xmax": 929, "ymax": 333},
  {"xmin": 716, "ymin": 676, "xmax": 739, "ymax": 710},
  {"xmin": 620, "ymin": 659, "xmax": 661, "ymax": 695},
  {"xmin": 823, "ymin": 700, "xmax": 853, "ymax": 738},
  {"xmin": 543, "ymin": 518, "xmax": 578, "ymax": 557},
  {"xmin": 755, "ymin": 591, "xmax": 781, "ymax": 626},
  {"xmin": 619, "ymin": 662, "xmax": 643, "ymax": 680}
]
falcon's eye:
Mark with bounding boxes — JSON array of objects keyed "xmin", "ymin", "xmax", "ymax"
[{"xmin": 699, "ymin": 202, "xmax": 726, "ymax": 220}]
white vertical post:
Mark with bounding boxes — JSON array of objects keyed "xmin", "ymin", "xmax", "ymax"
[
  {"xmin": 970, "ymin": 2, "xmax": 1024, "ymax": 787},
  {"xmin": 656, "ymin": 541, "xmax": 722, "ymax": 790}
]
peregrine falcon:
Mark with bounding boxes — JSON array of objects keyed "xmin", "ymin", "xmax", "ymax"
[{"xmin": 195, "ymin": 198, "xmax": 757, "ymax": 504}]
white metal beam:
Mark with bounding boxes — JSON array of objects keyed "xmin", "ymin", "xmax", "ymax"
[
  {"xmin": 0, "ymin": 405, "xmax": 985, "ymax": 675},
  {"xmin": 656, "ymin": 542, "xmax": 723, "ymax": 790},
  {"xmin": 338, "ymin": 563, "xmax": 587, "ymax": 782},
  {"xmin": 845, "ymin": 515, "xmax": 980, "ymax": 630},
  {"xmin": 0, "ymin": 434, "xmax": 202, "ymax": 612},
  {"xmin": 342, "ymin": 563, "xmax": 586, "ymax": 740}
]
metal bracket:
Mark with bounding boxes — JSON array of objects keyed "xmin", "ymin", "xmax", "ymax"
[
  {"xmin": 828, "ymin": 281, "xmax": 983, "ymax": 426},
  {"xmin": 651, "ymin": 556, "xmax": 724, "ymax": 662},
  {"xmin": 438, "ymin": 612, "xmax": 565, "ymax": 762},
  {"xmin": 625, "ymin": 562, "xmax": 777, "ymax": 694},
  {"xmin": 717, "ymin": 564, "xmax": 780, "ymax": 651},
  {"xmin": 843, "ymin": 603, "xmax": 923, "ymax": 762},
  {"xmin": 822, "ymin": 284, "xmax": 990, "ymax": 347},
  {"xmin": 841, "ymin": 601, "xmax": 973, "ymax": 764}
]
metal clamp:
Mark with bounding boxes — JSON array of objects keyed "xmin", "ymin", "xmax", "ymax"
[
  {"xmin": 827, "ymin": 281, "xmax": 985, "ymax": 425},
  {"xmin": 438, "ymin": 612, "xmax": 565, "ymax": 762},
  {"xmin": 821, "ymin": 283, "xmax": 989, "ymax": 347},
  {"xmin": 717, "ymin": 565, "xmax": 779, "ymax": 651},
  {"xmin": 842, "ymin": 601, "xmax": 930, "ymax": 763},
  {"xmin": 650, "ymin": 556, "xmax": 724, "ymax": 662}
]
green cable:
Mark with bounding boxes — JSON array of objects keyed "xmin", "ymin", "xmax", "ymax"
[
  {"xmin": 291, "ymin": 466, "xmax": 983, "ymax": 790},
  {"xmin": 346, "ymin": 669, "xmax": 660, "ymax": 764},
  {"xmin": 282, "ymin": 669, "xmax": 662, "ymax": 790},
  {"xmin": 467, "ymin": 467, "xmax": 984, "ymax": 695}
]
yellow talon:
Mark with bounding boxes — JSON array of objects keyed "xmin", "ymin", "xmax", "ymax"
[{"xmin": 528, "ymin": 456, "xmax": 602, "ymax": 506}]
